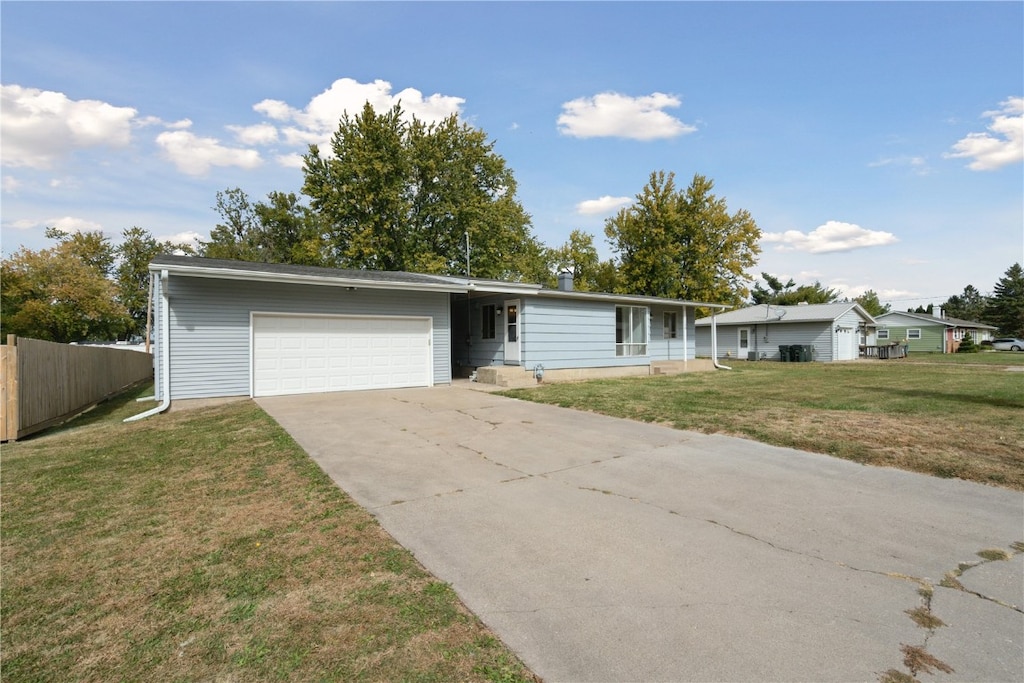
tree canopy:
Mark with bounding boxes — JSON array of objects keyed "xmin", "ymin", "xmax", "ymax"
[
  {"xmin": 749, "ymin": 272, "xmax": 839, "ymax": 306},
  {"xmin": 202, "ymin": 188, "xmax": 324, "ymax": 266},
  {"xmin": 604, "ymin": 171, "xmax": 761, "ymax": 305},
  {"xmin": 301, "ymin": 103, "xmax": 546, "ymax": 281},
  {"xmin": 942, "ymin": 285, "xmax": 989, "ymax": 322},
  {"xmin": 2, "ymin": 232, "xmax": 129, "ymax": 343},
  {"xmin": 547, "ymin": 229, "xmax": 601, "ymax": 292},
  {"xmin": 852, "ymin": 290, "xmax": 891, "ymax": 317},
  {"xmin": 2, "ymin": 227, "xmax": 190, "ymax": 343},
  {"xmin": 983, "ymin": 262, "xmax": 1024, "ymax": 336}
]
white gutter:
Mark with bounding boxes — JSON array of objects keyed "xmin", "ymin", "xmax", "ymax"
[
  {"xmin": 710, "ymin": 309, "xmax": 731, "ymax": 370},
  {"xmin": 125, "ymin": 269, "xmax": 172, "ymax": 422}
]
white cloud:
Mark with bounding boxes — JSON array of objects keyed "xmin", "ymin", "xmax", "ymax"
[
  {"xmin": 136, "ymin": 115, "xmax": 191, "ymax": 130},
  {"xmin": 227, "ymin": 123, "xmax": 279, "ymax": 145},
  {"xmin": 557, "ymin": 91, "xmax": 696, "ymax": 140},
  {"xmin": 945, "ymin": 96, "xmax": 1024, "ymax": 171},
  {"xmin": 868, "ymin": 155, "xmax": 931, "ymax": 175},
  {"xmin": 155, "ymin": 130, "xmax": 262, "ymax": 176},
  {"xmin": 275, "ymin": 153, "xmax": 306, "ymax": 169},
  {"xmin": 576, "ymin": 195, "xmax": 633, "ymax": 215},
  {"xmin": 761, "ymin": 220, "xmax": 898, "ymax": 254},
  {"xmin": 156, "ymin": 230, "xmax": 203, "ymax": 247},
  {"xmin": 1, "ymin": 84, "xmax": 137, "ymax": 169},
  {"xmin": 49, "ymin": 216, "xmax": 105, "ymax": 235},
  {"xmin": 7, "ymin": 218, "xmax": 37, "ymax": 230},
  {"xmin": 249, "ymin": 78, "xmax": 465, "ymax": 157},
  {"xmin": 2, "ymin": 175, "xmax": 22, "ymax": 194}
]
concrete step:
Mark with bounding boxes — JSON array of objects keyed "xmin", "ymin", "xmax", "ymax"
[{"xmin": 474, "ymin": 366, "xmax": 539, "ymax": 388}]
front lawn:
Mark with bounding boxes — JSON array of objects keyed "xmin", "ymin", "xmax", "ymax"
[
  {"xmin": 503, "ymin": 357, "xmax": 1024, "ymax": 489},
  {"xmin": 1, "ymin": 384, "xmax": 537, "ymax": 683}
]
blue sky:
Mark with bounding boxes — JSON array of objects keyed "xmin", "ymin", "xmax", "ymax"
[{"xmin": 2, "ymin": 1, "xmax": 1022, "ymax": 310}]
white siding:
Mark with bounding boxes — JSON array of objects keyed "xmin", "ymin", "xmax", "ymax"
[{"xmin": 162, "ymin": 275, "xmax": 450, "ymax": 399}]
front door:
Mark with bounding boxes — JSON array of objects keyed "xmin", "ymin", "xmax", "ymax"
[
  {"xmin": 504, "ymin": 300, "xmax": 520, "ymax": 364},
  {"xmin": 738, "ymin": 327, "xmax": 751, "ymax": 358}
]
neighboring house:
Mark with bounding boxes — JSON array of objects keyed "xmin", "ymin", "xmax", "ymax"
[
  {"xmin": 144, "ymin": 256, "xmax": 728, "ymax": 403},
  {"xmin": 694, "ymin": 302, "xmax": 878, "ymax": 362},
  {"xmin": 874, "ymin": 310, "xmax": 997, "ymax": 353}
]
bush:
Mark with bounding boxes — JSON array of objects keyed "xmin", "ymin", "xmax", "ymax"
[{"xmin": 957, "ymin": 333, "xmax": 980, "ymax": 353}]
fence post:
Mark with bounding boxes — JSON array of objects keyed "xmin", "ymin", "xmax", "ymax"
[{"xmin": 1, "ymin": 335, "xmax": 19, "ymax": 442}]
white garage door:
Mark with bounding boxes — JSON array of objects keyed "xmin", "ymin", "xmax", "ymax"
[{"xmin": 252, "ymin": 314, "xmax": 432, "ymax": 397}]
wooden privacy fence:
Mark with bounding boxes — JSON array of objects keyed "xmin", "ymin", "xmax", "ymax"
[{"xmin": 1, "ymin": 335, "xmax": 154, "ymax": 441}]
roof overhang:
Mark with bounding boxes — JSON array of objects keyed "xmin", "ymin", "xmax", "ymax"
[
  {"xmin": 532, "ymin": 289, "xmax": 728, "ymax": 309},
  {"xmin": 150, "ymin": 261, "xmax": 468, "ymax": 293}
]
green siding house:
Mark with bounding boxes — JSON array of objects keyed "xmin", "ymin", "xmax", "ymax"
[{"xmin": 875, "ymin": 310, "xmax": 997, "ymax": 353}]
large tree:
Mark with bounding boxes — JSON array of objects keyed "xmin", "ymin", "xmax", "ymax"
[
  {"xmin": 547, "ymin": 229, "xmax": 601, "ymax": 291},
  {"xmin": 604, "ymin": 171, "xmax": 760, "ymax": 305},
  {"xmin": 983, "ymin": 263, "xmax": 1024, "ymax": 336},
  {"xmin": 201, "ymin": 188, "xmax": 325, "ymax": 266},
  {"xmin": 942, "ymin": 284, "xmax": 989, "ymax": 322},
  {"xmin": 750, "ymin": 272, "xmax": 840, "ymax": 305},
  {"xmin": 853, "ymin": 290, "xmax": 891, "ymax": 317},
  {"xmin": 3, "ymin": 227, "xmax": 189, "ymax": 343},
  {"xmin": 117, "ymin": 227, "xmax": 193, "ymax": 337},
  {"xmin": 1, "ymin": 233, "xmax": 130, "ymax": 342},
  {"xmin": 302, "ymin": 102, "xmax": 546, "ymax": 280}
]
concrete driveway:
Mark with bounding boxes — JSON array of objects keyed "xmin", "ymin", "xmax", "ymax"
[{"xmin": 258, "ymin": 385, "xmax": 1023, "ymax": 682}]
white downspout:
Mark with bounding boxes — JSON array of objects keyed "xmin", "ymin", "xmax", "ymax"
[
  {"xmin": 711, "ymin": 309, "xmax": 732, "ymax": 370},
  {"xmin": 125, "ymin": 269, "xmax": 171, "ymax": 422},
  {"xmin": 681, "ymin": 305, "xmax": 688, "ymax": 364}
]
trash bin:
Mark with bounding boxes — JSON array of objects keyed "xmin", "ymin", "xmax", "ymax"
[
  {"xmin": 792, "ymin": 344, "xmax": 812, "ymax": 362},
  {"xmin": 788, "ymin": 345, "xmax": 802, "ymax": 362},
  {"xmin": 779, "ymin": 345, "xmax": 790, "ymax": 362}
]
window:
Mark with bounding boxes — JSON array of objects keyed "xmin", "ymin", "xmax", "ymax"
[
  {"xmin": 481, "ymin": 304, "xmax": 496, "ymax": 340},
  {"xmin": 907, "ymin": 329, "xmax": 921, "ymax": 340},
  {"xmin": 877, "ymin": 329, "xmax": 890, "ymax": 340},
  {"xmin": 663, "ymin": 312, "xmax": 678, "ymax": 339},
  {"xmin": 953, "ymin": 329, "xmax": 964, "ymax": 341},
  {"xmin": 616, "ymin": 306, "xmax": 648, "ymax": 356}
]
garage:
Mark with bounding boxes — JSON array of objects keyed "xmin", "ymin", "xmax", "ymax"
[{"xmin": 252, "ymin": 313, "xmax": 433, "ymax": 397}]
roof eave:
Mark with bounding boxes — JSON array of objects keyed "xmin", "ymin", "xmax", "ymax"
[
  {"xmin": 533, "ymin": 289, "xmax": 728, "ymax": 308},
  {"xmin": 150, "ymin": 262, "xmax": 468, "ymax": 293}
]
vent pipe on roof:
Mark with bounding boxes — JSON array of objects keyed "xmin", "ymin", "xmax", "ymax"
[{"xmin": 557, "ymin": 271, "xmax": 574, "ymax": 292}]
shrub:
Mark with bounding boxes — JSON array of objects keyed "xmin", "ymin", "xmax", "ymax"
[{"xmin": 957, "ymin": 333, "xmax": 979, "ymax": 353}]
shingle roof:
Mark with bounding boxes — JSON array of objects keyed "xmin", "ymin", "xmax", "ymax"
[
  {"xmin": 695, "ymin": 302, "xmax": 874, "ymax": 326},
  {"xmin": 150, "ymin": 254, "xmax": 458, "ymax": 286},
  {"xmin": 876, "ymin": 311, "xmax": 997, "ymax": 330},
  {"xmin": 149, "ymin": 255, "xmax": 729, "ymax": 309}
]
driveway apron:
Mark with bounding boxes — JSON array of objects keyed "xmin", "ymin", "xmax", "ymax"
[{"xmin": 257, "ymin": 386, "xmax": 1024, "ymax": 682}]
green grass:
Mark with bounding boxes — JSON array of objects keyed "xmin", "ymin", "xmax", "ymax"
[
  {"xmin": 503, "ymin": 355, "xmax": 1024, "ymax": 489},
  {"xmin": 1, "ymin": 384, "xmax": 538, "ymax": 683},
  {"xmin": 903, "ymin": 350, "xmax": 1024, "ymax": 366}
]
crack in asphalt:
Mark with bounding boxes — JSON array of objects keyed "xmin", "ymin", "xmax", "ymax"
[{"xmin": 573, "ymin": 483, "xmax": 1023, "ymax": 615}]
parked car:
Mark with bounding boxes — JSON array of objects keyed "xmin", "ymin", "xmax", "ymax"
[{"xmin": 991, "ymin": 338, "xmax": 1024, "ymax": 351}]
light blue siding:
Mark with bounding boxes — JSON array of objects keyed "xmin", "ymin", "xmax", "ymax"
[
  {"xmin": 458, "ymin": 297, "xmax": 698, "ymax": 371},
  {"xmin": 452, "ymin": 293, "xmax": 508, "ymax": 370},
  {"xmin": 696, "ymin": 320, "xmax": 840, "ymax": 361},
  {"xmin": 162, "ymin": 275, "xmax": 451, "ymax": 399}
]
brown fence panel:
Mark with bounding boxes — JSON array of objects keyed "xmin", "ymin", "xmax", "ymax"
[
  {"xmin": 0, "ymin": 343, "xmax": 18, "ymax": 442},
  {"xmin": 1, "ymin": 336, "xmax": 154, "ymax": 441}
]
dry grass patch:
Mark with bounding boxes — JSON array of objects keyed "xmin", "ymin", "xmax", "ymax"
[
  {"xmin": 504, "ymin": 358, "xmax": 1024, "ymax": 489},
  {"xmin": 1, "ymin": 384, "xmax": 537, "ymax": 683}
]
